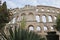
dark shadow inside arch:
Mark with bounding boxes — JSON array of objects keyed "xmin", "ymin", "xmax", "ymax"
[{"xmin": 46, "ymin": 31, "xmax": 59, "ymax": 40}]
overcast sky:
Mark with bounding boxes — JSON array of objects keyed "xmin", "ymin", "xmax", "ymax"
[{"xmin": 2, "ymin": 0, "xmax": 60, "ymax": 8}]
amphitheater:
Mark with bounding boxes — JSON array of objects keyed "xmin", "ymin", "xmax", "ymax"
[{"xmin": 5, "ymin": 5, "xmax": 60, "ymax": 40}]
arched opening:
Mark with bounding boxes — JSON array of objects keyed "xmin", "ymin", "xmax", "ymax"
[
  {"xmin": 28, "ymin": 12, "xmax": 34, "ymax": 15},
  {"xmin": 36, "ymin": 26, "xmax": 41, "ymax": 31},
  {"xmin": 57, "ymin": 11, "xmax": 59, "ymax": 13},
  {"xmin": 47, "ymin": 9, "xmax": 50, "ymax": 12},
  {"xmin": 28, "ymin": 12, "xmax": 34, "ymax": 20},
  {"xmin": 50, "ymin": 26, "xmax": 54, "ymax": 30},
  {"xmin": 36, "ymin": 9, "xmax": 38, "ymax": 12},
  {"xmin": 43, "ymin": 26, "xmax": 48, "ymax": 31},
  {"xmin": 42, "ymin": 15, "xmax": 46, "ymax": 23},
  {"xmin": 21, "ymin": 13, "xmax": 26, "ymax": 16},
  {"xmin": 41, "ymin": 8, "xmax": 44, "ymax": 11},
  {"xmin": 48, "ymin": 16, "xmax": 52, "ymax": 22},
  {"xmin": 36, "ymin": 15, "xmax": 40, "ymax": 22},
  {"xmin": 21, "ymin": 13, "xmax": 26, "ymax": 20},
  {"xmin": 28, "ymin": 25, "xmax": 34, "ymax": 31}
]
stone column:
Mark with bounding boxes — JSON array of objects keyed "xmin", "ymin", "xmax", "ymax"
[
  {"xmin": 52, "ymin": 15, "xmax": 54, "ymax": 22},
  {"xmin": 40, "ymin": 15, "xmax": 42, "ymax": 22},
  {"xmin": 41, "ymin": 24, "xmax": 44, "ymax": 35},
  {"xmin": 46, "ymin": 15, "xmax": 48, "ymax": 22}
]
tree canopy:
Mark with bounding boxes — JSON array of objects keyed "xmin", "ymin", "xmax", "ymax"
[
  {"xmin": 0, "ymin": 1, "xmax": 11, "ymax": 29},
  {"xmin": 56, "ymin": 14, "xmax": 60, "ymax": 31}
]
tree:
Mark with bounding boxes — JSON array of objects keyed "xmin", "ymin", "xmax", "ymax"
[
  {"xmin": 0, "ymin": 1, "xmax": 12, "ymax": 40},
  {"xmin": 0, "ymin": 1, "xmax": 10, "ymax": 29},
  {"xmin": 55, "ymin": 14, "xmax": 60, "ymax": 31}
]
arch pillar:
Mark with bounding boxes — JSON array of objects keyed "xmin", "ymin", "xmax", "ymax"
[
  {"xmin": 40, "ymin": 15, "xmax": 42, "ymax": 22},
  {"xmin": 52, "ymin": 15, "xmax": 54, "ymax": 22},
  {"xmin": 47, "ymin": 25, "xmax": 51, "ymax": 32},
  {"xmin": 41, "ymin": 25, "xmax": 45, "ymax": 34},
  {"xmin": 46, "ymin": 15, "xmax": 48, "ymax": 22}
]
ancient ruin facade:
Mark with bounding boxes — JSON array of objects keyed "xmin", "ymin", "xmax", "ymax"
[{"xmin": 5, "ymin": 5, "xmax": 60, "ymax": 38}]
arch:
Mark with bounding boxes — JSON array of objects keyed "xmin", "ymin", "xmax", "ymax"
[
  {"xmin": 57, "ymin": 11, "xmax": 59, "ymax": 13},
  {"xmin": 28, "ymin": 25, "xmax": 34, "ymax": 31},
  {"xmin": 36, "ymin": 9, "xmax": 38, "ymax": 12},
  {"xmin": 36, "ymin": 15, "xmax": 40, "ymax": 22},
  {"xmin": 42, "ymin": 15, "xmax": 46, "ymax": 23},
  {"xmin": 47, "ymin": 9, "xmax": 50, "ymax": 12},
  {"xmin": 28, "ymin": 12, "xmax": 34, "ymax": 20},
  {"xmin": 28, "ymin": 12, "xmax": 34, "ymax": 15},
  {"xmin": 48, "ymin": 15, "xmax": 53, "ymax": 22},
  {"xmin": 41, "ymin": 8, "xmax": 44, "ymax": 11},
  {"xmin": 50, "ymin": 26, "xmax": 54, "ymax": 30},
  {"xmin": 43, "ymin": 26, "xmax": 48, "ymax": 31},
  {"xmin": 21, "ymin": 13, "xmax": 26, "ymax": 20},
  {"xmin": 36, "ymin": 26, "xmax": 41, "ymax": 31},
  {"xmin": 21, "ymin": 13, "xmax": 26, "ymax": 16}
]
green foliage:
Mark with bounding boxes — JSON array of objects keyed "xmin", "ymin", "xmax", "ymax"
[
  {"xmin": 0, "ymin": 1, "xmax": 11, "ymax": 40},
  {"xmin": 0, "ymin": 1, "xmax": 10, "ymax": 29},
  {"xmin": 21, "ymin": 16, "xmax": 26, "ymax": 29},
  {"xmin": 8, "ymin": 26, "xmax": 45, "ymax": 40},
  {"xmin": 0, "ymin": 1, "xmax": 10, "ymax": 23},
  {"xmin": 56, "ymin": 14, "xmax": 60, "ymax": 31}
]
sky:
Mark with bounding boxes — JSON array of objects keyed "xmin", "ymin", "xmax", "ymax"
[{"xmin": 2, "ymin": 0, "xmax": 60, "ymax": 8}]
